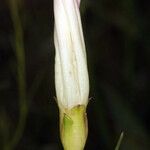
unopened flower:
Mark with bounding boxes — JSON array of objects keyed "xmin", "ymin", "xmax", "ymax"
[
  {"xmin": 54, "ymin": 0, "xmax": 89, "ymax": 149},
  {"xmin": 54, "ymin": 0, "xmax": 89, "ymax": 110}
]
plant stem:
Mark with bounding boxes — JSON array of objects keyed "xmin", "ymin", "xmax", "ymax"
[
  {"xmin": 5, "ymin": 1, "xmax": 28, "ymax": 149},
  {"xmin": 115, "ymin": 132, "xmax": 124, "ymax": 150}
]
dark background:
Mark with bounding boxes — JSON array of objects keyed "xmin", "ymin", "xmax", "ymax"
[{"xmin": 0, "ymin": 0, "xmax": 150, "ymax": 149}]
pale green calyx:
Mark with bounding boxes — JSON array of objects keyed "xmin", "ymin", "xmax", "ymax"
[{"xmin": 60, "ymin": 105, "xmax": 88, "ymax": 150}]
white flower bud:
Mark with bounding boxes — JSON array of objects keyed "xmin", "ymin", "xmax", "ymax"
[{"xmin": 54, "ymin": 0, "xmax": 89, "ymax": 109}]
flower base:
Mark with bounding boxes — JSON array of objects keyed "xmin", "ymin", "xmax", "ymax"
[{"xmin": 59, "ymin": 105, "xmax": 88, "ymax": 150}]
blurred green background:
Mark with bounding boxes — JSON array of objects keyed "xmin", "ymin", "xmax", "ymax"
[{"xmin": 0, "ymin": 0, "xmax": 150, "ymax": 149}]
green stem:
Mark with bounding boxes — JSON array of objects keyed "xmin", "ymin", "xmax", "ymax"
[
  {"xmin": 5, "ymin": 1, "xmax": 28, "ymax": 150},
  {"xmin": 115, "ymin": 132, "xmax": 124, "ymax": 150}
]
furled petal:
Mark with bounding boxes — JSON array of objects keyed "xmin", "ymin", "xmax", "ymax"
[{"xmin": 54, "ymin": 0, "xmax": 89, "ymax": 109}]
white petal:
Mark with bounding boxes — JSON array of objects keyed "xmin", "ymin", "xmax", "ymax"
[{"xmin": 54, "ymin": 0, "xmax": 89, "ymax": 109}]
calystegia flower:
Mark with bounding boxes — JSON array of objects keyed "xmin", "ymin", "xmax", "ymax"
[{"xmin": 54, "ymin": 0, "xmax": 89, "ymax": 149}]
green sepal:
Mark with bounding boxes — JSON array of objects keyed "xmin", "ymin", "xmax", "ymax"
[{"xmin": 59, "ymin": 105, "xmax": 88, "ymax": 150}]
